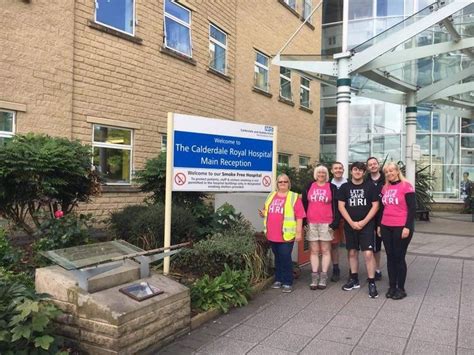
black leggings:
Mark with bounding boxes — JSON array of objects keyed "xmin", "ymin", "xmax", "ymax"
[{"xmin": 381, "ymin": 225, "xmax": 413, "ymax": 290}]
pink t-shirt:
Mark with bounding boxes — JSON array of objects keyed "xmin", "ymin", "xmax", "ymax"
[
  {"xmin": 306, "ymin": 182, "xmax": 333, "ymax": 224},
  {"xmin": 266, "ymin": 194, "xmax": 305, "ymax": 243},
  {"xmin": 381, "ymin": 181, "xmax": 415, "ymax": 226}
]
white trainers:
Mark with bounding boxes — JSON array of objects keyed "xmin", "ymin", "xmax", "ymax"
[{"xmin": 271, "ymin": 281, "xmax": 282, "ymax": 289}]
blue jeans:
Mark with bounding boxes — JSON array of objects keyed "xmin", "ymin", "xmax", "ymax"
[{"xmin": 270, "ymin": 241, "xmax": 294, "ymax": 286}]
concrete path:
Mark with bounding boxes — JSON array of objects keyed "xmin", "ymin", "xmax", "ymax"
[{"xmin": 159, "ymin": 215, "xmax": 474, "ymax": 355}]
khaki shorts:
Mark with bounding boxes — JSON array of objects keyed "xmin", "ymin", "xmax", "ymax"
[{"xmin": 305, "ymin": 223, "xmax": 334, "ymax": 242}]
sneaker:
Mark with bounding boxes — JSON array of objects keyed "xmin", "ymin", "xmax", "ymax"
[
  {"xmin": 385, "ymin": 288, "xmax": 396, "ymax": 298},
  {"xmin": 271, "ymin": 281, "xmax": 282, "ymax": 289},
  {"xmin": 342, "ymin": 278, "xmax": 360, "ymax": 291},
  {"xmin": 318, "ymin": 272, "xmax": 328, "ymax": 290},
  {"xmin": 331, "ymin": 270, "xmax": 340, "ymax": 282},
  {"xmin": 368, "ymin": 283, "xmax": 379, "ymax": 298},
  {"xmin": 282, "ymin": 285, "xmax": 293, "ymax": 293},
  {"xmin": 392, "ymin": 288, "xmax": 407, "ymax": 300},
  {"xmin": 310, "ymin": 272, "xmax": 319, "ymax": 290},
  {"xmin": 375, "ymin": 270, "xmax": 382, "ymax": 281}
]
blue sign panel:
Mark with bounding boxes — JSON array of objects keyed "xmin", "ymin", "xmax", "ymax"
[{"xmin": 174, "ymin": 131, "xmax": 273, "ymax": 172}]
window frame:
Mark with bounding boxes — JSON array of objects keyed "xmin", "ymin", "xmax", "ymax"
[
  {"xmin": 0, "ymin": 109, "xmax": 15, "ymax": 140},
  {"xmin": 94, "ymin": 0, "xmax": 136, "ymax": 36},
  {"xmin": 91, "ymin": 124, "xmax": 134, "ymax": 186},
  {"xmin": 254, "ymin": 51, "xmax": 270, "ymax": 92},
  {"xmin": 278, "ymin": 153, "xmax": 291, "ymax": 167},
  {"xmin": 299, "ymin": 155, "xmax": 310, "ymax": 169},
  {"xmin": 161, "ymin": 134, "xmax": 167, "ymax": 152},
  {"xmin": 279, "ymin": 67, "xmax": 292, "ymax": 101},
  {"xmin": 300, "ymin": 76, "xmax": 311, "ymax": 109},
  {"xmin": 283, "ymin": 0, "xmax": 297, "ymax": 10},
  {"xmin": 163, "ymin": 0, "xmax": 193, "ymax": 58},
  {"xmin": 209, "ymin": 23, "xmax": 228, "ymax": 74},
  {"xmin": 303, "ymin": 0, "xmax": 313, "ymax": 23}
]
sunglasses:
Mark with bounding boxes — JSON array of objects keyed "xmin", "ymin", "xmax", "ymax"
[{"xmin": 278, "ymin": 181, "xmax": 289, "ymax": 184}]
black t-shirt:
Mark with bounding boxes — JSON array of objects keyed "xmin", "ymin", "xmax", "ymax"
[{"xmin": 337, "ymin": 180, "xmax": 378, "ymax": 222}]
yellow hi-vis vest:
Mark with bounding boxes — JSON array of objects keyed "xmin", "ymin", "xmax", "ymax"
[{"xmin": 263, "ymin": 191, "xmax": 299, "ymax": 241}]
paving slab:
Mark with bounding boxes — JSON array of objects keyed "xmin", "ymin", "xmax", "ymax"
[{"xmin": 159, "ymin": 213, "xmax": 474, "ymax": 355}]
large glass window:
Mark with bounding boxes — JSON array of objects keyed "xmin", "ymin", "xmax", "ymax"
[
  {"xmin": 349, "ymin": 135, "xmax": 370, "ymax": 161},
  {"xmin": 320, "ymin": 135, "xmax": 336, "ymax": 162},
  {"xmin": 209, "ymin": 24, "xmax": 227, "ymax": 74},
  {"xmin": 300, "ymin": 77, "xmax": 311, "ymax": 108},
  {"xmin": 279, "ymin": 67, "xmax": 292, "ymax": 100},
  {"xmin": 320, "ymin": 106, "xmax": 337, "ymax": 134},
  {"xmin": 254, "ymin": 51, "xmax": 269, "ymax": 92},
  {"xmin": 373, "ymin": 102, "xmax": 402, "ymax": 134},
  {"xmin": 323, "ymin": 0, "xmax": 343, "ymax": 24},
  {"xmin": 96, "ymin": 0, "xmax": 134, "ymax": 35},
  {"xmin": 373, "ymin": 135, "xmax": 402, "ymax": 162},
  {"xmin": 0, "ymin": 110, "xmax": 15, "ymax": 146},
  {"xmin": 93, "ymin": 125, "xmax": 133, "ymax": 184},
  {"xmin": 349, "ymin": 0, "xmax": 373, "ymax": 20},
  {"xmin": 431, "ymin": 165, "xmax": 458, "ymax": 199},
  {"xmin": 164, "ymin": 0, "xmax": 192, "ymax": 57},
  {"xmin": 377, "ymin": 0, "xmax": 404, "ymax": 16},
  {"xmin": 432, "ymin": 135, "xmax": 459, "ymax": 165}
]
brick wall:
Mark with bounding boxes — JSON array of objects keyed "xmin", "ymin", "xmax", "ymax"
[
  {"xmin": 235, "ymin": 0, "xmax": 321, "ymax": 167},
  {"xmin": 0, "ymin": 0, "xmax": 75, "ymax": 137}
]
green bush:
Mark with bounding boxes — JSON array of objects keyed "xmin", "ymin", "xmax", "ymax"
[
  {"xmin": 0, "ymin": 228, "xmax": 21, "ymax": 269},
  {"xmin": 0, "ymin": 274, "xmax": 65, "ymax": 354},
  {"xmin": 0, "ymin": 134, "xmax": 100, "ymax": 235},
  {"xmin": 174, "ymin": 214, "xmax": 270, "ymax": 282},
  {"xmin": 134, "ymin": 152, "xmax": 206, "ymax": 208},
  {"xmin": 109, "ymin": 203, "xmax": 196, "ymax": 250},
  {"xmin": 34, "ymin": 213, "xmax": 92, "ymax": 252},
  {"xmin": 190, "ymin": 264, "xmax": 251, "ymax": 313}
]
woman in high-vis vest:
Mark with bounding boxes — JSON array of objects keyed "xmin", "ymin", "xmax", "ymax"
[{"xmin": 259, "ymin": 173, "xmax": 305, "ymax": 293}]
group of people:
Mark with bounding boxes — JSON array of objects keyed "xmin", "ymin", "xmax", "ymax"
[{"xmin": 260, "ymin": 157, "xmax": 416, "ymax": 300}]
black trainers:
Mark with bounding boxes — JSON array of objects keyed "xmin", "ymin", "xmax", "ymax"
[
  {"xmin": 375, "ymin": 270, "xmax": 382, "ymax": 281},
  {"xmin": 342, "ymin": 278, "xmax": 360, "ymax": 291},
  {"xmin": 392, "ymin": 288, "xmax": 407, "ymax": 300},
  {"xmin": 331, "ymin": 270, "xmax": 340, "ymax": 282},
  {"xmin": 368, "ymin": 283, "xmax": 379, "ymax": 298},
  {"xmin": 385, "ymin": 287, "xmax": 396, "ymax": 298}
]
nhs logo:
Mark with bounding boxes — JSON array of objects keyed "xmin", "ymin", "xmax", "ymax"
[{"xmin": 264, "ymin": 126, "xmax": 274, "ymax": 133}]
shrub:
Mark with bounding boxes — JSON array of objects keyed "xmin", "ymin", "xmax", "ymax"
[
  {"xmin": 174, "ymin": 214, "xmax": 270, "ymax": 282},
  {"xmin": 0, "ymin": 228, "xmax": 21, "ymax": 269},
  {"xmin": 109, "ymin": 203, "xmax": 196, "ymax": 250},
  {"xmin": 0, "ymin": 274, "xmax": 64, "ymax": 354},
  {"xmin": 134, "ymin": 152, "xmax": 206, "ymax": 208},
  {"xmin": 0, "ymin": 134, "xmax": 100, "ymax": 235},
  {"xmin": 190, "ymin": 264, "xmax": 251, "ymax": 313}
]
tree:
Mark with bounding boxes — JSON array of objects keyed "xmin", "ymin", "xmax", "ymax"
[{"xmin": 0, "ymin": 134, "xmax": 100, "ymax": 235}]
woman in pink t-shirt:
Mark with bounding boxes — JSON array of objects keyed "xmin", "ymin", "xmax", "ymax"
[
  {"xmin": 259, "ymin": 174, "xmax": 305, "ymax": 293},
  {"xmin": 302, "ymin": 165, "xmax": 340, "ymax": 290},
  {"xmin": 378, "ymin": 162, "xmax": 416, "ymax": 300}
]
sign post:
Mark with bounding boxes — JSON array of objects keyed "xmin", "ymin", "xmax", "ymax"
[{"xmin": 163, "ymin": 113, "xmax": 276, "ymax": 274}]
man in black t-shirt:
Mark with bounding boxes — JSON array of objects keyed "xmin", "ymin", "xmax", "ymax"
[
  {"xmin": 337, "ymin": 162, "xmax": 380, "ymax": 298},
  {"xmin": 366, "ymin": 157, "xmax": 385, "ymax": 281}
]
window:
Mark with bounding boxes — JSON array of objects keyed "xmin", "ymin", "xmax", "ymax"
[
  {"xmin": 303, "ymin": 0, "xmax": 312, "ymax": 22},
  {"xmin": 278, "ymin": 153, "xmax": 290, "ymax": 167},
  {"xmin": 164, "ymin": 0, "xmax": 192, "ymax": 57},
  {"xmin": 254, "ymin": 51, "xmax": 269, "ymax": 92},
  {"xmin": 283, "ymin": 0, "xmax": 296, "ymax": 10},
  {"xmin": 279, "ymin": 67, "xmax": 292, "ymax": 100},
  {"xmin": 209, "ymin": 24, "xmax": 227, "ymax": 74},
  {"xmin": 299, "ymin": 156, "xmax": 310, "ymax": 169},
  {"xmin": 161, "ymin": 134, "xmax": 167, "ymax": 152},
  {"xmin": 0, "ymin": 110, "xmax": 15, "ymax": 145},
  {"xmin": 300, "ymin": 76, "xmax": 311, "ymax": 108},
  {"xmin": 95, "ymin": 0, "xmax": 135, "ymax": 35},
  {"xmin": 92, "ymin": 125, "xmax": 133, "ymax": 184}
]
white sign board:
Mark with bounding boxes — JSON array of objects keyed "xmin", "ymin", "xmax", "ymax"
[{"xmin": 171, "ymin": 113, "xmax": 275, "ymax": 192}]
